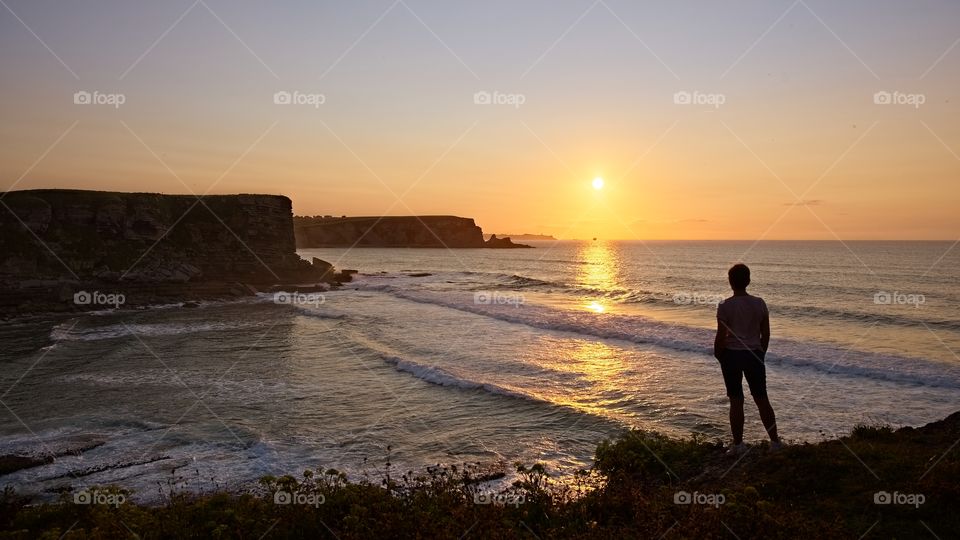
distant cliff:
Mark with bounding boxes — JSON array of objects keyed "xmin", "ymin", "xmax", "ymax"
[
  {"xmin": 294, "ymin": 216, "xmax": 532, "ymax": 248},
  {"xmin": 0, "ymin": 190, "xmax": 331, "ymax": 287}
]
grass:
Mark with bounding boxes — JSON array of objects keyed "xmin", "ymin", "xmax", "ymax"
[{"xmin": 1, "ymin": 412, "xmax": 957, "ymax": 539}]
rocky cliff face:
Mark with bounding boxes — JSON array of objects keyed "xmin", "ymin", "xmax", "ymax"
[
  {"xmin": 0, "ymin": 190, "xmax": 328, "ymax": 285},
  {"xmin": 294, "ymin": 216, "xmax": 531, "ymax": 248},
  {"xmin": 295, "ymin": 216, "xmax": 484, "ymax": 247}
]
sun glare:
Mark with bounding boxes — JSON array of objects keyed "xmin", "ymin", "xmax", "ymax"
[
  {"xmin": 592, "ymin": 177, "xmax": 604, "ymax": 190},
  {"xmin": 586, "ymin": 301, "xmax": 606, "ymax": 313}
]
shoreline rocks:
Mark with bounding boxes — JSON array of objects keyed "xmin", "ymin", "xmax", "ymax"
[{"xmin": 483, "ymin": 234, "xmax": 532, "ymax": 249}]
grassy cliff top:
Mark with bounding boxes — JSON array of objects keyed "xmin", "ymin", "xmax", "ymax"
[
  {"xmin": 294, "ymin": 215, "xmax": 476, "ymax": 224},
  {"xmin": 3, "ymin": 189, "xmax": 292, "ymax": 204}
]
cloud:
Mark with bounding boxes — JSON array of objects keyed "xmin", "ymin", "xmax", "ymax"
[
  {"xmin": 784, "ymin": 199, "xmax": 824, "ymax": 207},
  {"xmin": 630, "ymin": 218, "xmax": 709, "ymax": 226}
]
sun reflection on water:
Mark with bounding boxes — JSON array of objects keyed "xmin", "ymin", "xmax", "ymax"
[
  {"xmin": 546, "ymin": 339, "xmax": 633, "ymax": 417},
  {"xmin": 576, "ymin": 241, "xmax": 621, "ymax": 313}
]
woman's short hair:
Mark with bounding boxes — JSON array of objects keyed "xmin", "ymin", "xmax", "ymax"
[{"xmin": 728, "ymin": 263, "xmax": 751, "ymax": 289}]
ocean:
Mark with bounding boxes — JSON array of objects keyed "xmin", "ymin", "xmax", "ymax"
[{"xmin": 2, "ymin": 240, "xmax": 958, "ymax": 501}]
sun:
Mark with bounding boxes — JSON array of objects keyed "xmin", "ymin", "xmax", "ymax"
[{"xmin": 592, "ymin": 177, "xmax": 605, "ymax": 190}]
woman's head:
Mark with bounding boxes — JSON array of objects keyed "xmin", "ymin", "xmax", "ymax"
[{"xmin": 728, "ymin": 263, "xmax": 751, "ymax": 290}]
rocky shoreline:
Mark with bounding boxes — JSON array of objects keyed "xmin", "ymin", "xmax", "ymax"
[{"xmin": 1, "ymin": 190, "xmax": 535, "ymax": 317}]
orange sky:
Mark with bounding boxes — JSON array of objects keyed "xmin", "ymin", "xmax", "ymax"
[{"xmin": 1, "ymin": 1, "xmax": 958, "ymax": 240}]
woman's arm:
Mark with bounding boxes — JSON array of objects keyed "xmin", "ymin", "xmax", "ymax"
[
  {"xmin": 714, "ymin": 320, "xmax": 726, "ymax": 360},
  {"xmin": 761, "ymin": 313, "xmax": 770, "ymax": 353}
]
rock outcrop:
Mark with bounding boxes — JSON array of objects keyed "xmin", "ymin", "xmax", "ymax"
[
  {"xmin": 294, "ymin": 216, "xmax": 532, "ymax": 248},
  {"xmin": 485, "ymin": 233, "xmax": 557, "ymax": 241},
  {"xmin": 483, "ymin": 234, "xmax": 530, "ymax": 249}
]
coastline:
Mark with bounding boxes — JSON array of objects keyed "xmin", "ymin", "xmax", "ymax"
[{"xmin": 2, "ymin": 192, "xmax": 957, "ymax": 537}]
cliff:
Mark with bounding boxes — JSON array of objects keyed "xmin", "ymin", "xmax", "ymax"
[
  {"xmin": 0, "ymin": 190, "xmax": 335, "ymax": 312},
  {"xmin": 294, "ymin": 216, "xmax": 532, "ymax": 248}
]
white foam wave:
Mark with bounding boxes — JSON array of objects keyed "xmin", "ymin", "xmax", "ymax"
[
  {"xmin": 381, "ymin": 355, "xmax": 536, "ymax": 402},
  {"xmin": 363, "ymin": 285, "xmax": 960, "ymax": 390}
]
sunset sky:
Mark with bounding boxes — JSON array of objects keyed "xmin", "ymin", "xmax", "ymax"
[{"xmin": 1, "ymin": 0, "xmax": 958, "ymax": 239}]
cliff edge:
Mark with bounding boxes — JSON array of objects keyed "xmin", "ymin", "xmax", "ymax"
[{"xmin": 0, "ymin": 190, "xmax": 336, "ymax": 313}]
